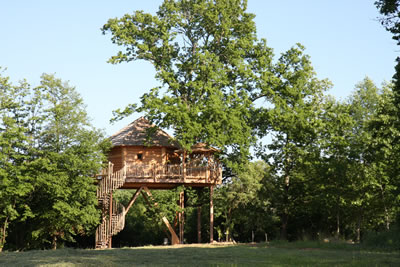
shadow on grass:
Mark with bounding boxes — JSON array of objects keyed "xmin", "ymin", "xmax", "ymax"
[{"xmin": 0, "ymin": 243, "xmax": 399, "ymax": 266}]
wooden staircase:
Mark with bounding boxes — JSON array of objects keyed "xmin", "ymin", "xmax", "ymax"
[
  {"xmin": 95, "ymin": 162, "xmax": 127, "ymax": 249},
  {"xmin": 95, "ymin": 162, "xmax": 184, "ymax": 248}
]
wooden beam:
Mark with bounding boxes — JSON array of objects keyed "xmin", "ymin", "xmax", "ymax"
[
  {"xmin": 162, "ymin": 217, "xmax": 180, "ymax": 245},
  {"xmin": 124, "ymin": 187, "xmax": 143, "ymax": 215},
  {"xmin": 108, "ymin": 192, "xmax": 113, "ymax": 248},
  {"xmin": 179, "ymin": 191, "xmax": 184, "ymax": 244},
  {"xmin": 210, "ymin": 186, "xmax": 214, "ymax": 243}
]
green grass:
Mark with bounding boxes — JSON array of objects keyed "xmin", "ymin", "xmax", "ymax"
[{"xmin": 0, "ymin": 242, "xmax": 399, "ymax": 267}]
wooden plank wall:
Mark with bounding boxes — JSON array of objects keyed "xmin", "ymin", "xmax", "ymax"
[
  {"xmin": 125, "ymin": 146, "xmax": 163, "ymax": 164},
  {"xmin": 109, "ymin": 146, "xmax": 170, "ymax": 170},
  {"xmin": 109, "ymin": 147, "xmax": 123, "ymax": 171}
]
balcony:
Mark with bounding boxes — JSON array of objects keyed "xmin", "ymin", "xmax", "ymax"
[{"xmin": 97, "ymin": 161, "xmax": 222, "ymax": 189}]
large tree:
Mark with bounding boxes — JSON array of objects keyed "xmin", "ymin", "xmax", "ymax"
[
  {"xmin": 1, "ymin": 72, "xmax": 109, "ymax": 250},
  {"xmin": 254, "ymin": 45, "xmax": 330, "ymax": 239},
  {"xmin": 0, "ymin": 71, "xmax": 35, "ymax": 251},
  {"xmin": 375, "ymin": 0, "xmax": 400, "ymax": 226},
  {"xmin": 102, "ymin": 0, "xmax": 318, "ymax": 170},
  {"xmin": 27, "ymin": 74, "xmax": 108, "ymax": 249}
]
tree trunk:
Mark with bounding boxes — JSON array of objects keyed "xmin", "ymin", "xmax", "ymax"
[
  {"xmin": 281, "ymin": 149, "xmax": 290, "ymax": 241},
  {"xmin": 0, "ymin": 217, "xmax": 9, "ymax": 252},
  {"xmin": 280, "ymin": 212, "xmax": 288, "ymax": 240},
  {"xmin": 356, "ymin": 212, "xmax": 362, "ymax": 243},
  {"xmin": 336, "ymin": 212, "xmax": 340, "ymax": 239},
  {"xmin": 226, "ymin": 207, "xmax": 232, "ymax": 242},
  {"xmin": 280, "ymin": 179, "xmax": 289, "ymax": 240},
  {"xmin": 379, "ymin": 184, "xmax": 390, "ymax": 230},
  {"xmin": 384, "ymin": 206, "xmax": 390, "ymax": 230},
  {"xmin": 197, "ymin": 206, "xmax": 202, "ymax": 243},
  {"xmin": 52, "ymin": 235, "xmax": 57, "ymax": 250}
]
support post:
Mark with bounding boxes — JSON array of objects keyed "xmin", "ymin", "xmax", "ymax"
[
  {"xmin": 197, "ymin": 206, "xmax": 202, "ymax": 243},
  {"xmin": 179, "ymin": 191, "xmax": 184, "ymax": 244},
  {"xmin": 210, "ymin": 186, "xmax": 214, "ymax": 243},
  {"xmin": 108, "ymin": 192, "xmax": 113, "ymax": 248}
]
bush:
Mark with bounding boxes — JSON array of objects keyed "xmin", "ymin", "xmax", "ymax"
[{"xmin": 362, "ymin": 227, "xmax": 400, "ymax": 250}]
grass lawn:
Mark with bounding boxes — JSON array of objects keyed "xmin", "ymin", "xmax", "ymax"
[{"xmin": 0, "ymin": 242, "xmax": 399, "ymax": 266}]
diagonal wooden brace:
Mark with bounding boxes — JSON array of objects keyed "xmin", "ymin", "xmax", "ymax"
[
  {"xmin": 124, "ymin": 186, "xmax": 143, "ymax": 216},
  {"xmin": 141, "ymin": 186, "xmax": 179, "ymax": 245}
]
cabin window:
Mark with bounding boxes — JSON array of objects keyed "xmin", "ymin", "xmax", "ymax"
[{"xmin": 137, "ymin": 153, "xmax": 143, "ymax": 161}]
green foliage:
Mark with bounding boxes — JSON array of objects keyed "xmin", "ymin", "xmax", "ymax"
[
  {"xmin": 0, "ymin": 71, "xmax": 109, "ymax": 250},
  {"xmin": 0, "ymin": 69, "xmax": 35, "ymax": 250},
  {"xmin": 113, "ymin": 190, "xmax": 165, "ymax": 246},
  {"xmin": 368, "ymin": 82, "xmax": 400, "ymax": 230},
  {"xmin": 254, "ymin": 43, "xmax": 330, "ymax": 239},
  {"xmin": 103, "ymin": 0, "xmax": 305, "ymax": 170},
  {"xmin": 376, "ymin": 0, "xmax": 400, "ymax": 44},
  {"xmin": 215, "ymin": 161, "xmax": 274, "ymax": 242}
]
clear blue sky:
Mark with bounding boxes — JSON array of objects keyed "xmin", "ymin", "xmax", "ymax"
[{"xmin": 0, "ymin": 0, "xmax": 397, "ymax": 135}]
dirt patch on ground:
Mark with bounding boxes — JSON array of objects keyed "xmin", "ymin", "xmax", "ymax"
[{"xmin": 136, "ymin": 242, "xmax": 236, "ymax": 249}]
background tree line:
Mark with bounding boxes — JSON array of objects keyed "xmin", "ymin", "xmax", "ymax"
[{"xmin": 1, "ymin": 0, "xmax": 400, "ymax": 251}]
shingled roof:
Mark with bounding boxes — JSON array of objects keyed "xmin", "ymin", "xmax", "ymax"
[{"xmin": 110, "ymin": 117, "xmax": 180, "ymax": 148}]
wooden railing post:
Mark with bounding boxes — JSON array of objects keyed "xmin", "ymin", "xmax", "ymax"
[
  {"xmin": 182, "ymin": 151, "xmax": 186, "ymax": 182},
  {"xmin": 206, "ymin": 165, "xmax": 209, "ymax": 183},
  {"xmin": 153, "ymin": 164, "xmax": 156, "ymax": 182}
]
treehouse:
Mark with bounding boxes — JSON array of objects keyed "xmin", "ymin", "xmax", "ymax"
[{"xmin": 95, "ymin": 117, "xmax": 222, "ymax": 249}]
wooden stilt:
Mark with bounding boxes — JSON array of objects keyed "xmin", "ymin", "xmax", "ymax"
[
  {"xmin": 108, "ymin": 192, "xmax": 113, "ymax": 249},
  {"xmin": 210, "ymin": 186, "xmax": 214, "ymax": 243},
  {"xmin": 197, "ymin": 206, "xmax": 202, "ymax": 243},
  {"xmin": 179, "ymin": 191, "xmax": 184, "ymax": 244}
]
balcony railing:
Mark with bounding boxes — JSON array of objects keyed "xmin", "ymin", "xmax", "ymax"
[{"xmin": 124, "ymin": 162, "xmax": 221, "ymax": 183}]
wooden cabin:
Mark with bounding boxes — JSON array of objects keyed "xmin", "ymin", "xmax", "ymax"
[
  {"xmin": 107, "ymin": 117, "xmax": 222, "ymax": 189},
  {"xmin": 95, "ymin": 117, "xmax": 221, "ymax": 249}
]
